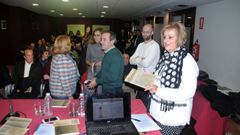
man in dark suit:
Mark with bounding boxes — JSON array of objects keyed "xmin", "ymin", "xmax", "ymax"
[{"xmin": 11, "ymin": 48, "xmax": 42, "ymax": 99}]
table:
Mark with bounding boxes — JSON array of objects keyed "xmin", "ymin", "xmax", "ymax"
[
  {"xmin": 192, "ymin": 91, "xmax": 228, "ymax": 135},
  {"xmin": 0, "ymin": 99, "xmax": 161, "ymax": 135}
]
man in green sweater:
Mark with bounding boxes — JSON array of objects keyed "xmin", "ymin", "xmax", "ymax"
[{"xmin": 88, "ymin": 31, "xmax": 124, "ymax": 94}]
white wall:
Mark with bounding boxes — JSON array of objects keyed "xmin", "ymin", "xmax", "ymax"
[{"xmin": 194, "ymin": 0, "xmax": 240, "ymax": 92}]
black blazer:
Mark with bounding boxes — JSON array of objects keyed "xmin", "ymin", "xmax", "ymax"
[{"xmin": 12, "ymin": 61, "xmax": 42, "ymax": 98}]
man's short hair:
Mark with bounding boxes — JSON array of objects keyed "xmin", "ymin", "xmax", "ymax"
[{"xmin": 102, "ymin": 30, "xmax": 116, "ymax": 41}]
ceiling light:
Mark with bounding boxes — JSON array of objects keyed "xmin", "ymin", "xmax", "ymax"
[
  {"xmin": 62, "ymin": 0, "xmax": 69, "ymax": 2},
  {"xmin": 100, "ymin": 15, "xmax": 104, "ymax": 18},
  {"xmin": 50, "ymin": 10, "xmax": 55, "ymax": 13},
  {"xmin": 101, "ymin": 11, "xmax": 106, "ymax": 14},
  {"xmin": 82, "ymin": 16, "xmax": 86, "ymax": 18},
  {"xmin": 73, "ymin": 8, "xmax": 78, "ymax": 11},
  {"xmin": 103, "ymin": 5, "xmax": 109, "ymax": 8},
  {"xmin": 78, "ymin": 13, "xmax": 83, "ymax": 15},
  {"xmin": 60, "ymin": 14, "xmax": 64, "ymax": 16},
  {"xmin": 187, "ymin": 16, "xmax": 192, "ymax": 19},
  {"xmin": 32, "ymin": 3, "xmax": 39, "ymax": 7}
]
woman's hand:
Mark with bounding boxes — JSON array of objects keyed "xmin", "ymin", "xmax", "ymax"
[
  {"xmin": 95, "ymin": 61, "xmax": 102, "ymax": 67},
  {"xmin": 144, "ymin": 84, "xmax": 158, "ymax": 95}
]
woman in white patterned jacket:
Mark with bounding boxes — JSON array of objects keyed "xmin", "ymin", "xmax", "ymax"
[{"xmin": 145, "ymin": 22, "xmax": 199, "ymax": 135}]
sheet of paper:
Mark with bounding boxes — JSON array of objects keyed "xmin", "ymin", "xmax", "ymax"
[
  {"xmin": 34, "ymin": 124, "xmax": 54, "ymax": 135},
  {"xmin": 131, "ymin": 114, "xmax": 161, "ymax": 133}
]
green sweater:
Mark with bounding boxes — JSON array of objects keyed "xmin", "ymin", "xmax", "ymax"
[{"xmin": 96, "ymin": 47, "xmax": 124, "ymax": 89}]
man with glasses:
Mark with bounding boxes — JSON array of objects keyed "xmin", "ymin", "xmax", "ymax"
[{"xmin": 130, "ymin": 24, "xmax": 160, "ymax": 108}]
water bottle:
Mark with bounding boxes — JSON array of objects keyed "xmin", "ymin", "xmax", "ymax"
[
  {"xmin": 78, "ymin": 93, "xmax": 85, "ymax": 117},
  {"xmin": 44, "ymin": 93, "xmax": 53, "ymax": 116}
]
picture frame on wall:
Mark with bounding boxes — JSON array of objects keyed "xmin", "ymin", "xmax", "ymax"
[{"xmin": 1, "ymin": 20, "xmax": 7, "ymax": 30}]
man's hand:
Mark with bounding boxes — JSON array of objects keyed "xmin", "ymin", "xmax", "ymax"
[
  {"xmin": 43, "ymin": 74, "xmax": 50, "ymax": 80},
  {"xmin": 88, "ymin": 77, "xmax": 97, "ymax": 88}
]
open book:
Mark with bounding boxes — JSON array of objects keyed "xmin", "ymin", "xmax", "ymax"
[
  {"xmin": 124, "ymin": 69, "xmax": 156, "ymax": 88},
  {"xmin": 54, "ymin": 119, "xmax": 80, "ymax": 135},
  {"xmin": 34, "ymin": 119, "xmax": 80, "ymax": 135},
  {"xmin": 0, "ymin": 117, "xmax": 32, "ymax": 135}
]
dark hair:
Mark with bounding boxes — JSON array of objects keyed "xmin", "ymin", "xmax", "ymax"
[
  {"xmin": 102, "ymin": 30, "xmax": 116, "ymax": 41},
  {"xmin": 93, "ymin": 28, "xmax": 103, "ymax": 35}
]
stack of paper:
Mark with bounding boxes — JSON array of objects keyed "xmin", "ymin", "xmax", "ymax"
[
  {"xmin": 131, "ymin": 114, "xmax": 161, "ymax": 133},
  {"xmin": 0, "ymin": 117, "xmax": 32, "ymax": 135}
]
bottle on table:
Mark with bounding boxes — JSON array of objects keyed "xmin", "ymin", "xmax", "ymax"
[
  {"xmin": 78, "ymin": 93, "xmax": 85, "ymax": 117},
  {"xmin": 44, "ymin": 93, "xmax": 53, "ymax": 116}
]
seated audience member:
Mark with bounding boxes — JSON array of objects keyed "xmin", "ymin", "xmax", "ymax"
[
  {"xmin": 11, "ymin": 48, "xmax": 42, "ymax": 99},
  {"xmin": 50, "ymin": 35, "xmax": 80, "ymax": 99},
  {"xmin": 88, "ymin": 31, "xmax": 124, "ymax": 95},
  {"xmin": 0, "ymin": 65, "xmax": 11, "ymax": 97},
  {"xmin": 39, "ymin": 50, "xmax": 50, "ymax": 68}
]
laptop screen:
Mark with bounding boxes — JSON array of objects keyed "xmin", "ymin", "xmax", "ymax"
[{"xmin": 86, "ymin": 92, "xmax": 131, "ymax": 123}]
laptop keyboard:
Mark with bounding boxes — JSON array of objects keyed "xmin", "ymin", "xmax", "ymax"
[{"xmin": 88, "ymin": 122, "xmax": 137, "ymax": 135}]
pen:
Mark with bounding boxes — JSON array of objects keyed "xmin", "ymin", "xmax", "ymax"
[{"xmin": 131, "ymin": 118, "xmax": 141, "ymax": 122}]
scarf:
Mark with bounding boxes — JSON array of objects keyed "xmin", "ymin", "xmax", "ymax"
[{"xmin": 155, "ymin": 47, "xmax": 187, "ymax": 88}]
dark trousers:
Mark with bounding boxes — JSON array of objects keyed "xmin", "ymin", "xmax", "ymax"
[
  {"xmin": 136, "ymin": 90, "xmax": 150, "ymax": 109},
  {"xmin": 102, "ymin": 86, "xmax": 123, "ymax": 95}
]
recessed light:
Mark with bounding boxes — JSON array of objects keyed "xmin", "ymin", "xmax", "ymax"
[
  {"xmin": 101, "ymin": 11, "xmax": 106, "ymax": 14},
  {"xmin": 103, "ymin": 5, "xmax": 109, "ymax": 8},
  {"xmin": 82, "ymin": 16, "xmax": 86, "ymax": 18},
  {"xmin": 50, "ymin": 10, "xmax": 55, "ymax": 13},
  {"xmin": 187, "ymin": 16, "xmax": 192, "ymax": 19},
  {"xmin": 60, "ymin": 14, "xmax": 64, "ymax": 16},
  {"xmin": 78, "ymin": 13, "xmax": 83, "ymax": 15},
  {"xmin": 32, "ymin": 3, "xmax": 39, "ymax": 7},
  {"xmin": 100, "ymin": 15, "xmax": 104, "ymax": 18},
  {"xmin": 62, "ymin": 0, "xmax": 69, "ymax": 2},
  {"xmin": 73, "ymin": 8, "xmax": 78, "ymax": 11}
]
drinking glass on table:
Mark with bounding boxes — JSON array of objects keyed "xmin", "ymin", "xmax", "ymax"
[
  {"xmin": 34, "ymin": 101, "xmax": 44, "ymax": 116},
  {"xmin": 69, "ymin": 102, "xmax": 77, "ymax": 117}
]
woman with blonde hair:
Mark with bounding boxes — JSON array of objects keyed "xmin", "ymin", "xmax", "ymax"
[
  {"xmin": 145, "ymin": 22, "xmax": 199, "ymax": 134},
  {"xmin": 50, "ymin": 35, "xmax": 80, "ymax": 99}
]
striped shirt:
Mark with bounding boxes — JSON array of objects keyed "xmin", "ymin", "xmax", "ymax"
[{"xmin": 50, "ymin": 54, "xmax": 80, "ymax": 98}]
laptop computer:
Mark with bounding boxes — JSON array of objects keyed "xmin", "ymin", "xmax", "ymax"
[{"xmin": 85, "ymin": 92, "xmax": 139, "ymax": 135}]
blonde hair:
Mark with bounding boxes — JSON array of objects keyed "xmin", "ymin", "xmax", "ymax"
[
  {"xmin": 53, "ymin": 35, "xmax": 71, "ymax": 54},
  {"xmin": 161, "ymin": 22, "xmax": 187, "ymax": 47}
]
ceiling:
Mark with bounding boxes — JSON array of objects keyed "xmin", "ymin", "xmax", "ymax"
[{"xmin": 0, "ymin": 0, "xmax": 223, "ymax": 20}]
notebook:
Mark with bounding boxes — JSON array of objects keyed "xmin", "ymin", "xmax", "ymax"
[{"xmin": 85, "ymin": 92, "xmax": 139, "ymax": 135}]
